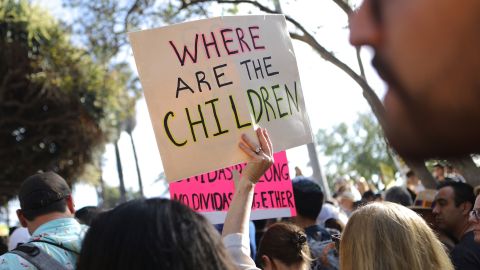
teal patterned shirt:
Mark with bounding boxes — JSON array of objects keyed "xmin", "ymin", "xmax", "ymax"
[{"xmin": 0, "ymin": 218, "xmax": 87, "ymax": 270}]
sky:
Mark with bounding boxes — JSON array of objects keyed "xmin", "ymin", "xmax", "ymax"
[{"xmin": 25, "ymin": 0, "xmax": 386, "ymax": 211}]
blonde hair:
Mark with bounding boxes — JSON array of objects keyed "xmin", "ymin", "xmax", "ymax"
[{"xmin": 340, "ymin": 202, "xmax": 453, "ymax": 270}]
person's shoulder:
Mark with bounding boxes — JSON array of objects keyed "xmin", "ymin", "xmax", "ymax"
[
  {"xmin": 36, "ymin": 217, "xmax": 87, "ymax": 243},
  {"xmin": 456, "ymin": 231, "xmax": 480, "ymax": 251},
  {"xmin": 0, "ymin": 252, "xmax": 37, "ymax": 270},
  {"xmin": 451, "ymin": 232, "xmax": 480, "ymax": 269}
]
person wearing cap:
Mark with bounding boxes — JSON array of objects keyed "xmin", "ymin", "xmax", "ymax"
[
  {"xmin": 316, "ymin": 202, "xmax": 347, "ymax": 232},
  {"xmin": 337, "ymin": 191, "xmax": 356, "ymax": 218},
  {"xmin": 0, "ymin": 171, "xmax": 87, "ymax": 270}
]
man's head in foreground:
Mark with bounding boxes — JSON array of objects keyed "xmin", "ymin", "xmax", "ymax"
[
  {"xmin": 17, "ymin": 171, "xmax": 75, "ymax": 233},
  {"xmin": 433, "ymin": 181, "xmax": 474, "ymax": 240},
  {"xmin": 349, "ymin": 0, "xmax": 480, "ymax": 158}
]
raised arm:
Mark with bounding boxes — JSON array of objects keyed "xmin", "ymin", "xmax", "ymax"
[
  {"xmin": 222, "ymin": 128, "xmax": 273, "ymax": 237},
  {"xmin": 221, "ymin": 128, "xmax": 273, "ymax": 270}
]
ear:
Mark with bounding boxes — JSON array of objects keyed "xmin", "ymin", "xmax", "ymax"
[
  {"xmin": 16, "ymin": 209, "xmax": 28, "ymax": 228},
  {"xmin": 65, "ymin": 195, "xmax": 75, "ymax": 215},
  {"xmin": 261, "ymin": 255, "xmax": 273, "ymax": 270},
  {"xmin": 462, "ymin": 202, "xmax": 473, "ymax": 216}
]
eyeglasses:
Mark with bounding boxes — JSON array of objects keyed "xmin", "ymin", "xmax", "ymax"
[{"xmin": 469, "ymin": 209, "xmax": 480, "ymax": 221}]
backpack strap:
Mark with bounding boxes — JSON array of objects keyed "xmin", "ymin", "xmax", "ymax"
[
  {"xmin": 9, "ymin": 243, "xmax": 69, "ymax": 270},
  {"xmin": 28, "ymin": 239, "xmax": 79, "ymax": 255}
]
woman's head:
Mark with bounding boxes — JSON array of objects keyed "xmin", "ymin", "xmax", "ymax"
[
  {"xmin": 340, "ymin": 202, "xmax": 453, "ymax": 270},
  {"xmin": 77, "ymin": 198, "xmax": 236, "ymax": 270},
  {"xmin": 257, "ymin": 222, "xmax": 311, "ymax": 270}
]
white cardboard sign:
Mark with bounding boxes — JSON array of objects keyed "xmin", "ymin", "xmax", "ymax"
[{"xmin": 129, "ymin": 15, "xmax": 313, "ymax": 182}]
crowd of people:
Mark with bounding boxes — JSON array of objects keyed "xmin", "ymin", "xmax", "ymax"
[
  {"xmin": 0, "ymin": 129, "xmax": 479, "ymax": 270},
  {"xmin": 2, "ymin": 0, "xmax": 480, "ymax": 269}
]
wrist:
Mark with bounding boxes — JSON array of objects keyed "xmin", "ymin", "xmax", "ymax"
[{"xmin": 238, "ymin": 177, "xmax": 256, "ymax": 190}]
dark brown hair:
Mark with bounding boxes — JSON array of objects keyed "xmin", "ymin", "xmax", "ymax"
[
  {"xmin": 257, "ymin": 222, "xmax": 311, "ymax": 267},
  {"xmin": 77, "ymin": 198, "xmax": 236, "ymax": 270}
]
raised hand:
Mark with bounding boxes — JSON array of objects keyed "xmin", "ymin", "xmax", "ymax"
[{"xmin": 238, "ymin": 128, "xmax": 274, "ymax": 184}]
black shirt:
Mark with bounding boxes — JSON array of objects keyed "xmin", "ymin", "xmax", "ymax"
[{"xmin": 451, "ymin": 231, "xmax": 480, "ymax": 270}]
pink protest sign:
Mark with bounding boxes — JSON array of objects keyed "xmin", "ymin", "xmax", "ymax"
[{"xmin": 169, "ymin": 151, "xmax": 297, "ymax": 224}]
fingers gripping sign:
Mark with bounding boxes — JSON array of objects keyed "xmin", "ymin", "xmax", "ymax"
[
  {"xmin": 222, "ymin": 127, "xmax": 275, "ymax": 239},
  {"xmin": 238, "ymin": 128, "xmax": 274, "ymax": 183}
]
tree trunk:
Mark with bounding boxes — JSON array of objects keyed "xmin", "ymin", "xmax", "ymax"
[
  {"xmin": 128, "ymin": 131, "xmax": 144, "ymax": 197},
  {"xmin": 114, "ymin": 140, "xmax": 127, "ymax": 203},
  {"xmin": 97, "ymin": 174, "xmax": 106, "ymax": 207},
  {"xmin": 447, "ymin": 156, "xmax": 480, "ymax": 187},
  {"xmin": 403, "ymin": 159, "xmax": 436, "ymax": 189}
]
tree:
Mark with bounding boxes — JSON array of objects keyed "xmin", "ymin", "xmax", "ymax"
[
  {"xmin": 101, "ymin": 184, "xmax": 142, "ymax": 209},
  {"xmin": 0, "ymin": 0, "xmax": 139, "ymax": 203},
  {"xmin": 317, "ymin": 112, "xmax": 395, "ymax": 185},
  {"xmin": 125, "ymin": 116, "xmax": 144, "ymax": 197}
]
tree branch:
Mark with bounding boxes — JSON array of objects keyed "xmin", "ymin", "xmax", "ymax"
[
  {"xmin": 447, "ymin": 156, "xmax": 480, "ymax": 187},
  {"xmin": 331, "ymin": 0, "xmax": 352, "ymax": 15},
  {"xmin": 355, "ymin": 48, "xmax": 366, "ymax": 80},
  {"xmin": 124, "ymin": 0, "xmax": 142, "ymax": 33},
  {"xmin": 183, "ymin": 0, "xmax": 387, "ymax": 127},
  {"xmin": 175, "ymin": 0, "xmax": 441, "ymax": 186}
]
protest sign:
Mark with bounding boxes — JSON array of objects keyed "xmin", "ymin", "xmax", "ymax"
[
  {"xmin": 129, "ymin": 15, "xmax": 313, "ymax": 182},
  {"xmin": 170, "ymin": 151, "xmax": 296, "ymax": 224}
]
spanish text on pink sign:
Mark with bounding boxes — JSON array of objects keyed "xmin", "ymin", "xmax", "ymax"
[{"xmin": 170, "ymin": 151, "xmax": 296, "ymax": 224}]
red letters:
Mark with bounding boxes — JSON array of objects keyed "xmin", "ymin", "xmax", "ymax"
[{"xmin": 169, "ymin": 26, "xmax": 265, "ymax": 66}]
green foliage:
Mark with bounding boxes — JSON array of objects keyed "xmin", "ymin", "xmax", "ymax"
[
  {"xmin": 316, "ymin": 112, "xmax": 396, "ymax": 184},
  {"xmin": 225, "ymin": 4, "xmax": 240, "ymax": 15},
  {"xmin": 62, "ymin": 0, "xmax": 212, "ymax": 63},
  {"xmin": 101, "ymin": 184, "xmax": 141, "ymax": 209},
  {"xmin": 0, "ymin": 0, "xmax": 138, "ymax": 201}
]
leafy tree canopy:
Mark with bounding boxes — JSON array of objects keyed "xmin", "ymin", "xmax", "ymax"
[
  {"xmin": 0, "ymin": 0, "xmax": 139, "ymax": 203},
  {"xmin": 316, "ymin": 112, "xmax": 396, "ymax": 187}
]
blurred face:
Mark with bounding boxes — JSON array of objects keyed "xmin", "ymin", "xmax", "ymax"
[
  {"xmin": 406, "ymin": 175, "xmax": 418, "ymax": 186},
  {"xmin": 433, "ymin": 167, "xmax": 445, "ymax": 180},
  {"xmin": 339, "ymin": 197, "xmax": 354, "ymax": 212},
  {"xmin": 349, "ymin": 0, "xmax": 480, "ymax": 158},
  {"xmin": 469, "ymin": 195, "xmax": 480, "ymax": 243},
  {"xmin": 432, "ymin": 187, "xmax": 465, "ymax": 233}
]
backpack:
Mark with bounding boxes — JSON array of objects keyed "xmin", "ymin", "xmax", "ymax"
[{"xmin": 8, "ymin": 240, "xmax": 76, "ymax": 270}]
